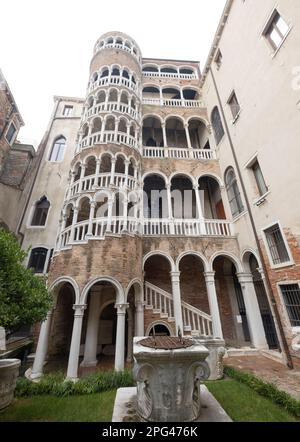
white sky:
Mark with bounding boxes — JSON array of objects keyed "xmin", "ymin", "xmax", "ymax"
[{"xmin": 0, "ymin": 0, "xmax": 226, "ymax": 147}]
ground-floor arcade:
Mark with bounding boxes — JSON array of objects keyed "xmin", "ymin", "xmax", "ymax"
[{"xmin": 30, "ymin": 250, "xmax": 279, "ymax": 380}]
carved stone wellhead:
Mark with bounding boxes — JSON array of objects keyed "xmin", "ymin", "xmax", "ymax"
[{"xmin": 133, "ymin": 337, "xmax": 210, "ymax": 422}]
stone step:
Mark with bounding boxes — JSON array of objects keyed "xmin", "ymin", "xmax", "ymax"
[
  {"xmin": 145, "ymin": 305, "xmax": 153, "ymax": 310},
  {"xmin": 260, "ymin": 349, "xmax": 285, "ymax": 364},
  {"xmin": 224, "ymin": 347, "xmax": 260, "ymax": 358}
]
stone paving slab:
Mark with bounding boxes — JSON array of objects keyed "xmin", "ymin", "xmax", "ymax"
[
  {"xmin": 225, "ymin": 355, "xmax": 300, "ymax": 401},
  {"xmin": 112, "ymin": 386, "xmax": 232, "ymax": 422}
]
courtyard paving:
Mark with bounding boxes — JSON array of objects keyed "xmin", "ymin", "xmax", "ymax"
[{"xmin": 225, "ymin": 355, "xmax": 300, "ymax": 401}]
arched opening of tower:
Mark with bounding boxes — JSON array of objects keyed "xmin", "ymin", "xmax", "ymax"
[
  {"xmin": 166, "ymin": 117, "xmax": 187, "ymax": 148},
  {"xmin": 142, "ymin": 117, "xmax": 163, "ymax": 147},
  {"xmin": 188, "ymin": 118, "xmax": 210, "ymax": 150},
  {"xmin": 198, "ymin": 176, "xmax": 226, "ymax": 220},
  {"xmin": 170, "ymin": 175, "xmax": 196, "ymax": 219},
  {"xmin": 143, "ymin": 174, "xmax": 167, "ymax": 219}
]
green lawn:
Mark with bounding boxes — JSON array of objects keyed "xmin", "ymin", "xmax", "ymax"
[
  {"xmin": 0, "ymin": 390, "xmax": 116, "ymax": 422},
  {"xmin": 0, "ymin": 379, "xmax": 297, "ymax": 422},
  {"xmin": 205, "ymin": 379, "xmax": 297, "ymax": 422}
]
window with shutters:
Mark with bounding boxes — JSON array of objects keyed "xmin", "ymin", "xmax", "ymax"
[{"xmin": 225, "ymin": 167, "xmax": 244, "ymax": 218}]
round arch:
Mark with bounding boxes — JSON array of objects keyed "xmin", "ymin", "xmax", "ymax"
[
  {"xmin": 197, "ymin": 172, "xmax": 224, "ymax": 188},
  {"xmin": 241, "ymin": 248, "xmax": 262, "ymax": 273},
  {"xmin": 80, "ymin": 276, "xmax": 125, "ymax": 305},
  {"xmin": 143, "ymin": 251, "xmax": 175, "ymax": 272},
  {"xmin": 142, "ymin": 170, "xmax": 169, "ymax": 186},
  {"xmin": 126, "ymin": 278, "xmax": 143, "ymax": 304},
  {"xmin": 49, "ymin": 276, "xmax": 80, "ymax": 305},
  {"xmin": 169, "ymin": 171, "xmax": 197, "ymax": 187},
  {"xmin": 209, "ymin": 251, "xmax": 243, "ymax": 273},
  {"xmin": 175, "ymin": 251, "xmax": 209, "ymax": 272},
  {"xmin": 145, "ymin": 321, "xmax": 173, "ymax": 337}
]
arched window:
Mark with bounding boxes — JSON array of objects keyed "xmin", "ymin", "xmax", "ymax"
[
  {"xmin": 225, "ymin": 168, "xmax": 244, "ymax": 217},
  {"xmin": 27, "ymin": 247, "xmax": 48, "ymax": 274},
  {"xmin": 49, "ymin": 136, "xmax": 66, "ymax": 162},
  {"xmin": 31, "ymin": 197, "xmax": 50, "ymax": 226},
  {"xmin": 211, "ymin": 107, "xmax": 225, "ymax": 145}
]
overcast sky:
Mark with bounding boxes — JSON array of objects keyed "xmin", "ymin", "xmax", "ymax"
[{"xmin": 0, "ymin": 0, "xmax": 226, "ymax": 147}]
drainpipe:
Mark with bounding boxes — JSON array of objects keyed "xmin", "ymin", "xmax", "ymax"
[
  {"xmin": 17, "ymin": 98, "xmax": 61, "ymax": 246},
  {"xmin": 209, "ymin": 67, "xmax": 293, "ymax": 369}
]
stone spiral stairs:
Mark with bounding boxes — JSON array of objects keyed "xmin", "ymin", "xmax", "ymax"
[{"xmin": 144, "ymin": 282, "xmax": 213, "ymax": 337}]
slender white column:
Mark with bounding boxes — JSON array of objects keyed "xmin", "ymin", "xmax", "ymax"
[
  {"xmin": 110, "ymin": 158, "xmax": 116, "ymax": 186},
  {"xmin": 69, "ymin": 208, "xmax": 78, "ymax": 243},
  {"xmin": 86, "ymin": 201, "xmax": 96, "ymax": 237},
  {"xmin": 57, "ymin": 214, "xmax": 68, "ymax": 250},
  {"xmin": 162, "ymin": 123, "xmax": 168, "ymax": 149},
  {"xmin": 184, "ymin": 123, "xmax": 192, "ymax": 149},
  {"xmin": 204, "ymin": 272, "xmax": 223, "ymax": 339},
  {"xmin": 170, "ymin": 271, "xmax": 184, "ymax": 336},
  {"xmin": 135, "ymin": 301, "xmax": 144, "ymax": 337},
  {"xmin": 106, "ymin": 196, "xmax": 114, "ymax": 233},
  {"xmin": 115, "ymin": 303, "xmax": 129, "ymax": 371},
  {"xmin": 126, "ymin": 308, "xmax": 134, "ymax": 362},
  {"xmin": 193, "ymin": 185, "xmax": 206, "ymax": 234},
  {"xmin": 166, "ymin": 184, "xmax": 175, "ymax": 234},
  {"xmin": 66, "ymin": 305, "xmax": 87, "ymax": 381},
  {"xmin": 122, "ymin": 197, "xmax": 128, "ymax": 233},
  {"xmin": 31, "ymin": 310, "xmax": 54, "ymax": 379},
  {"xmin": 124, "ymin": 160, "xmax": 130, "ymax": 188},
  {"xmin": 94, "ymin": 159, "xmax": 101, "ymax": 184},
  {"xmin": 237, "ymin": 273, "xmax": 268, "ymax": 349},
  {"xmin": 114, "ymin": 118, "xmax": 119, "ymax": 142},
  {"xmin": 81, "ymin": 293, "xmax": 101, "ymax": 367}
]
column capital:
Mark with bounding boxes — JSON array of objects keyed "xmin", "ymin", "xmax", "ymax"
[
  {"xmin": 170, "ymin": 271, "xmax": 180, "ymax": 282},
  {"xmin": 115, "ymin": 303, "xmax": 129, "ymax": 315},
  {"xmin": 73, "ymin": 304, "xmax": 87, "ymax": 317},
  {"xmin": 193, "ymin": 184, "xmax": 199, "ymax": 191},
  {"xmin": 111, "ymin": 157, "xmax": 116, "ymax": 164},
  {"xmin": 204, "ymin": 271, "xmax": 216, "ymax": 283},
  {"xmin": 184, "ymin": 122, "xmax": 189, "ymax": 129},
  {"xmin": 257, "ymin": 267, "xmax": 266, "ymax": 280},
  {"xmin": 236, "ymin": 272, "xmax": 253, "ymax": 285}
]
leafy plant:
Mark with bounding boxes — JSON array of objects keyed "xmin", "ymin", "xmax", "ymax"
[
  {"xmin": 0, "ymin": 228, "xmax": 53, "ymax": 332},
  {"xmin": 15, "ymin": 370, "xmax": 135, "ymax": 397}
]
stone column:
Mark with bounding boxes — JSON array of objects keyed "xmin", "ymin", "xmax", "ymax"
[
  {"xmin": 124, "ymin": 160, "xmax": 130, "ymax": 188},
  {"xmin": 110, "ymin": 158, "xmax": 116, "ymax": 186},
  {"xmin": 162, "ymin": 123, "xmax": 168, "ymax": 149},
  {"xmin": 106, "ymin": 195, "xmax": 114, "ymax": 233},
  {"xmin": 31, "ymin": 310, "xmax": 54, "ymax": 379},
  {"xmin": 193, "ymin": 185, "xmax": 206, "ymax": 234},
  {"xmin": 122, "ymin": 196, "xmax": 128, "ymax": 233},
  {"xmin": 86, "ymin": 201, "xmax": 96, "ymax": 238},
  {"xmin": 66, "ymin": 305, "xmax": 86, "ymax": 381},
  {"xmin": 170, "ymin": 271, "xmax": 184, "ymax": 336},
  {"xmin": 204, "ymin": 272, "xmax": 223, "ymax": 339},
  {"xmin": 135, "ymin": 301, "xmax": 144, "ymax": 337},
  {"xmin": 237, "ymin": 273, "xmax": 268, "ymax": 349},
  {"xmin": 81, "ymin": 293, "xmax": 101, "ymax": 367},
  {"xmin": 115, "ymin": 303, "xmax": 129, "ymax": 371},
  {"xmin": 69, "ymin": 208, "xmax": 78, "ymax": 243},
  {"xmin": 166, "ymin": 184, "xmax": 174, "ymax": 234},
  {"xmin": 126, "ymin": 308, "xmax": 134, "ymax": 362},
  {"xmin": 94, "ymin": 159, "xmax": 101, "ymax": 187},
  {"xmin": 184, "ymin": 123, "xmax": 192, "ymax": 149}
]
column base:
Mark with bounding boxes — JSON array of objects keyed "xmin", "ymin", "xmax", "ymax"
[{"xmin": 80, "ymin": 359, "xmax": 98, "ymax": 368}]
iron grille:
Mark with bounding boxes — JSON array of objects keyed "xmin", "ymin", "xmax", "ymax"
[
  {"xmin": 280, "ymin": 284, "xmax": 300, "ymax": 327},
  {"xmin": 265, "ymin": 224, "xmax": 290, "ymax": 265}
]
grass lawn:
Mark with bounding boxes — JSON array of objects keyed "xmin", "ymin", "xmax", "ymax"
[
  {"xmin": 205, "ymin": 379, "xmax": 297, "ymax": 422},
  {"xmin": 0, "ymin": 379, "xmax": 298, "ymax": 422},
  {"xmin": 0, "ymin": 390, "xmax": 116, "ymax": 422}
]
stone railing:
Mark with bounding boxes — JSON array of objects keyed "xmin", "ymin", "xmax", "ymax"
[
  {"xmin": 88, "ymin": 76, "xmax": 139, "ymax": 94},
  {"xmin": 144, "ymin": 282, "xmax": 213, "ymax": 337},
  {"xmin": 143, "ymin": 146, "xmax": 216, "ymax": 160},
  {"xmin": 86, "ymin": 102, "xmax": 140, "ymax": 120},
  {"xmin": 95, "ymin": 43, "xmax": 140, "ymax": 62},
  {"xmin": 142, "ymin": 98, "xmax": 204, "ymax": 108},
  {"xmin": 57, "ymin": 217, "xmax": 234, "ymax": 250},
  {"xmin": 143, "ymin": 71, "xmax": 198, "ymax": 80},
  {"xmin": 68, "ymin": 173, "xmax": 138, "ymax": 198},
  {"xmin": 78, "ymin": 130, "xmax": 139, "ymax": 152}
]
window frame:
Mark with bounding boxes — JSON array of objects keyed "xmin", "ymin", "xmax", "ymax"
[
  {"xmin": 227, "ymin": 91, "xmax": 241, "ymax": 122},
  {"xmin": 225, "ymin": 167, "xmax": 245, "ymax": 219},
  {"xmin": 5, "ymin": 121, "xmax": 17, "ymax": 145},
  {"xmin": 29, "ymin": 197, "xmax": 51, "ymax": 228},
  {"xmin": 63, "ymin": 105, "xmax": 73, "ymax": 117},
  {"xmin": 48, "ymin": 136, "xmax": 66, "ymax": 162},
  {"xmin": 211, "ymin": 106, "xmax": 225, "ymax": 146},
  {"xmin": 262, "ymin": 221, "xmax": 294, "ymax": 269},
  {"xmin": 27, "ymin": 247, "xmax": 53, "ymax": 275},
  {"xmin": 277, "ymin": 281, "xmax": 300, "ymax": 333},
  {"xmin": 262, "ymin": 9, "xmax": 292, "ymax": 56},
  {"xmin": 245, "ymin": 155, "xmax": 269, "ymax": 202}
]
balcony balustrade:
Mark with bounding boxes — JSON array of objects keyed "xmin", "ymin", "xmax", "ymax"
[
  {"xmin": 142, "ymin": 146, "xmax": 216, "ymax": 160},
  {"xmin": 142, "ymin": 98, "xmax": 204, "ymax": 108}
]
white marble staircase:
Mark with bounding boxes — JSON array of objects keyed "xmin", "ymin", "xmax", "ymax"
[{"xmin": 144, "ymin": 282, "xmax": 213, "ymax": 337}]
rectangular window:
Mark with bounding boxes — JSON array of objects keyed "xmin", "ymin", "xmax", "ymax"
[
  {"xmin": 263, "ymin": 10, "xmax": 289, "ymax": 51},
  {"xmin": 280, "ymin": 284, "xmax": 300, "ymax": 327},
  {"xmin": 251, "ymin": 160, "xmax": 268, "ymax": 196},
  {"xmin": 215, "ymin": 49, "xmax": 222, "ymax": 69},
  {"xmin": 264, "ymin": 224, "xmax": 290, "ymax": 265},
  {"xmin": 228, "ymin": 92, "xmax": 240, "ymax": 119},
  {"xmin": 5, "ymin": 122, "xmax": 17, "ymax": 144},
  {"xmin": 63, "ymin": 105, "xmax": 73, "ymax": 116}
]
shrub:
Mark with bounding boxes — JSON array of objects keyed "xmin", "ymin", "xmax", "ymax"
[
  {"xmin": 15, "ymin": 370, "xmax": 135, "ymax": 398},
  {"xmin": 224, "ymin": 366, "xmax": 300, "ymax": 417}
]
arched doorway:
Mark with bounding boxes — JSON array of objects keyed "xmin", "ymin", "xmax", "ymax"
[{"xmin": 248, "ymin": 254, "xmax": 279, "ymax": 349}]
